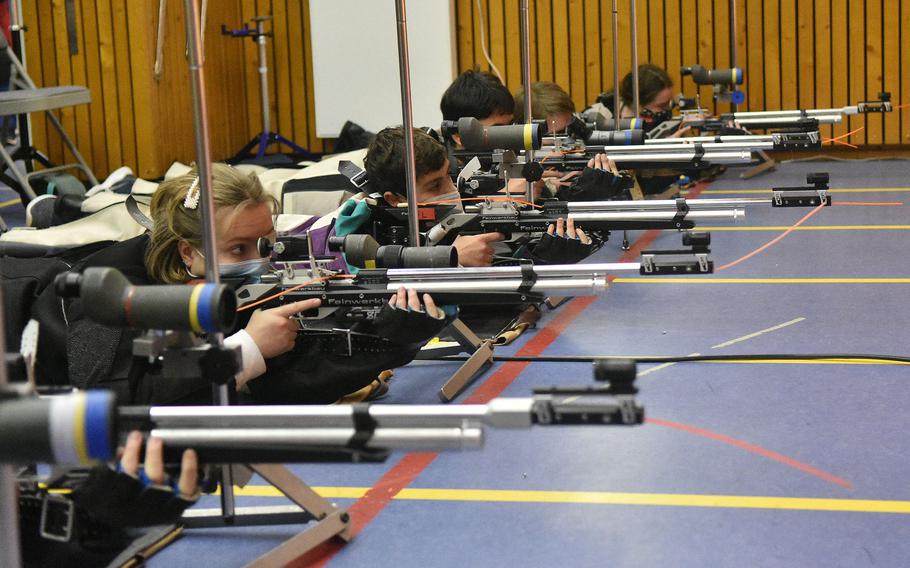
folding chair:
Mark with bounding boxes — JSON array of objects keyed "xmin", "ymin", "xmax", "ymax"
[{"xmin": 0, "ymin": 33, "xmax": 98, "ymax": 204}]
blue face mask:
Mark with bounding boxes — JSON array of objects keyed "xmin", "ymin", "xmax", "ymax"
[
  {"xmin": 218, "ymin": 257, "xmax": 271, "ymax": 281},
  {"xmin": 189, "ymin": 248, "xmax": 271, "ymax": 282}
]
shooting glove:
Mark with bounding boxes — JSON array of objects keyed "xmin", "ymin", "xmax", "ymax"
[
  {"xmin": 556, "ymin": 168, "xmax": 632, "ymax": 202},
  {"xmin": 72, "ymin": 464, "xmax": 199, "ymax": 527},
  {"xmin": 530, "ymin": 232, "xmax": 594, "ymax": 265},
  {"xmin": 368, "ymin": 303, "xmax": 450, "ymax": 347}
]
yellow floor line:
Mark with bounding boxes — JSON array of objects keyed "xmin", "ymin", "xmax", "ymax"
[
  {"xmin": 613, "ymin": 278, "xmax": 910, "ymax": 284},
  {"xmin": 226, "ymin": 486, "xmax": 910, "ymax": 514},
  {"xmin": 0, "ymin": 197, "xmax": 21, "ymax": 208},
  {"xmin": 696, "ymin": 225, "xmax": 910, "ymax": 231},
  {"xmin": 696, "ymin": 188, "xmax": 910, "ymax": 194}
]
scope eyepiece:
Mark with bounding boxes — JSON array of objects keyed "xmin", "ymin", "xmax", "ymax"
[
  {"xmin": 55, "ymin": 267, "xmax": 237, "ymax": 334},
  {"xmin": 457, "ymin": 117, "xmax": 542, "ymax": 152},
  {"xmin": 681, "ymin": 64, "xmax": 744, "ymax": 86}
]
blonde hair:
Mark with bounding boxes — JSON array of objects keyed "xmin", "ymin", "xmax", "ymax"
[
  {"xmin": 144, "ymin": 163, "xmax": 279, "ymax": 283},
  {"xmin": 512, "ymin": 81, "xmax": 576, "ymax": 123}
]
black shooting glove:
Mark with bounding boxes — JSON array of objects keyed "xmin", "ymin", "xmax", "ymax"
[
  {"xmin": 72, "ymin": 464, "xmax": 199, "ymax": 527},
  {"xmin": 556, "ymin": 168, "xmax": 632, "ymax": 202},
  {"xmin": 530, "ymin": 231, "xmax": 594, "ymax": 265},
  {"xmin": 368, "ymin": 303, "xmax": 451, "ymax": 347}
]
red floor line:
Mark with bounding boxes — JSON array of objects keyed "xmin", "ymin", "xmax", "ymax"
[
  {"xmin": 646, "ymin": 417, "xmax": 853, "ymax": 489},
  {"xmin": 301, "ymin": 181, "xmax": 711, "ymax": 566}
]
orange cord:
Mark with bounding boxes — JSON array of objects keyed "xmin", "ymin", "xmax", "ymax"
[
  {"xmin": 237, "ymin": 274, "xmax": 341, "ymax": 312},
  {"xmin": 715, "ymin": 202, "xmax": 827, "ymax": 272},
  {"xmin": 822, "ymin": 126, "xmax": 864, "ymax": 147},
  {"xmin": 836, "ymin": 201, "xmax": 904, "ymax": 206}
]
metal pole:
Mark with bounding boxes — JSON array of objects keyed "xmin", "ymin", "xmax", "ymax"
[
  {"xmin": 183, "ymin": 0, "xmax": 235, "ymax": 520},
  {"xmin": 394, "ymin": 0, "xmax": 421, "ymax": 247},
  {"xmin": 256, "ymin": 18, "xmax": 270, "ymax": 135},
  {"xmin": 0, "ymin": 281, "xmax": 21, "ymax": 568},
  {"xmin": 729, "ymin": 0, "xmax": 738, "ymax": 112},
  {"xmin": 611, "ymin": 0, "xmax": 621, "ymax": 130},
  {"xmin": 630, "ymin": 0, "xmax": 640, "ymax": 117},
  {"xmin": 519, "ymin": 0, "xmax": 534, "ymax": 202}
]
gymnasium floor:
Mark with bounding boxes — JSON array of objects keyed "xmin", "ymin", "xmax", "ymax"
[{"xmin": 8, "ymin": 158, "xmax": 909, "ymax": 566}]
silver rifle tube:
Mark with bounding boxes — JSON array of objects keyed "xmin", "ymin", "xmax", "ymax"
[
  {"xmin": 733, "ymin": 107, "xmax": 859, "ymax": 119},
  {"xmin": 395, "ymin": 0, "xmax": 421, "ymax": 248},
  {"xmin": 183, "ymin": 0, "xmax": 233, "ymax": 518},
  {"xmin": 567, "ymin": 198, "xmax": 767, "ymax": 211},
  {"xmin": 566, "ymin": 140, "xmax": 774, "ymax": 153},
  {"xmin": 605, "ymin": 150, "xmax": 754, "ymax": 164},
  {"xmin": 569, "ymin": 209, "xmax": 744, "ymax": 222},
  {"xmin": 630, "ymin": 0, "xmax": 640, "ymax": 117},
  {"xmin": 152, "ymin": 427, "xmax": 485, "ymax": 451},
  {"xmin": 645, "ymin": 134, "xmax": 778, "ymax": 144},
  {"xmin": 381, "ymin": 276, "xmax": 608, "ymax": 296},
  {"xmin": 611, "ymin": 0, "xmax": 620, "ymax": 131},
  {"xmin": 519, "ymin": 0, "xmax": 534, "ymax": 203},
  {"xmin": 387, "ymin": 263, "xmax": 640, "ymax": 280},
  {"xmin": 149, "ymin": 399, "xmax": 537, "ymax": 429},
  {"xmin": 734, "ymin": 114, "xmax": 842, "ymax": 125}
]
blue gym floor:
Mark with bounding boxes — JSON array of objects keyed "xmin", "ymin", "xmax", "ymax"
[{"xmin": 8, "ymin": 157, "xmax": 910, "ymax": 567}]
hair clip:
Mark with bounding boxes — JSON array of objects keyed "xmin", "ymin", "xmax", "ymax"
[{"xmin": 183, "ymin": 177, "xmax": 200, "ymax": 210}]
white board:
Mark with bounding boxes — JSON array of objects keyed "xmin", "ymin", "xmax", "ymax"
[{"xmin": 309, "ymin": 0, "xmax": 455, "ymax": 138}]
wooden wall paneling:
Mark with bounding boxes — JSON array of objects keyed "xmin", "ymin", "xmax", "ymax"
[
  {"xmin": 50, "ymin": 2, "xmax": 75, "ymax": 162},
  {"xmin": 473, "ymin": 0, "xmax": 489, "ymax": 74},
  {"xmin": 535, "ymin": 0, "xmax": 554, "ymax": 82},
  {"xmin": 272, "ymin": 1, "xmax": 294, "ymax": 151},
  {"xmin": 504, "ymin": 0, "xmax": 524, "ymax": 88},
  {"xmin": 635, "ymin": 0, "xmax": 648, "ymax": 72},
  {"xmin": 813, "ymin": 0, "xmax": 832, "ymax": 140},
  {"xmin": 239, "ymin": 0, "xmax": 259, "ymax": 147},
  {"xmin": 599, "ymin": 0, "xmax": 615, "ymax": 96},
  {"xmin": 94, "ymin": 1, "xmax": 121, "ymax": 173},
  {"xmin": 258, "ymin": 0, "xmax": 279, "ymax": 145},
  {"xmin": 615, "ymin": 0, "xmax": 631, "ymax": 98},
  {"xmin": 110, "ymin": 0, "xmax": 137, "ymax": 172},
  {"xmin": 24, "ymin": 3, "xmax": 51, "ymax": 160},
  {"xmin": 60, "ymin": 0, "xmax": 91, "ymax": 172},
  {"xmin": 679, "ymin": 0, "xmax": 699, "ymax": 105},
  {"xmin": 848, "ymin": 0, "xmax": 867, "ymax": 145},
  {"xmin": 663, "ymin": 1, "xmax": 682, "ymax": 104},
  {"xmin": 902, "ymin": 0, "xmax": 910, "ymax": 144},
  {"xmin": 583, "ymin": 0, "xmax": 602, "ymax": 104},
  {"xmin": 300, "ymin": 0, "xmax": 323, "ymax": 152},
  {"xmin": 696, "ymin": 0, "xmax": 715, "ymax": 115},
  {"xmin": 830, "ymin": 0, "xmax": 848, "ymax": 142},
  {"xmin": 713, "ymin": 0, "xmax": 731, "ymax": 115},
  {"xmin": 567, "ymin": 0, "xmax": 586, "ymax": 110},
  {"xmin": 551, "ymin": 1, "xmax": 570, "ymax": 95},
  {"xmin": 647, "ymin": 0, "xmax": 665, "ymax": 69},
  {"xmin": 78, "ymin": 0, "xmax": 106, "ymax": 176},
  {"xmin": 734, "ymin": 0, "xmax": 747, "ymax": 110},
  {"xmin": 286, "ymin": 0, "xmax": 308, "ymax": 149},
  {"xmin": 778, "ymin": 0, "xmax": 797, "ymax": 114},
  {"xmin": 882, "ymin": 0, "xmax": 901, "ymax": 144},
  {"xmin": 455, "ymin": 0, "xmax": 474, "ymax": 73},
  {"xmin": 488, "ymin": 0, "xmax": 507, "ymax": 85},
  {"xmin": 528, "ymin": 0, "xmax": 538, "ymax": 83},
  {"xmin": 762, "ymin": 0, "xmax": 780, "ymax": 111},
  {"xmin": 210, "ymin": 3, "xmax": 251, "ymax": 161},
  {"xmin": 865, "ymin": 0, "xmax": 883, "ymax": 144}
]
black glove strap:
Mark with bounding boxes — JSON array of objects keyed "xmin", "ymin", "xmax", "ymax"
[
  {"xmin": 348, "ymin": 404, "xmax": 377, "ymax": 450},
  {"xmin": 518, "ymin": 260, "xmax": 537, "ymax": 294}
]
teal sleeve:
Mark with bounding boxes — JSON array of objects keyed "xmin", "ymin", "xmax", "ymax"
[{"xmin": 334, "ymin": 199, "xmax": 372, "ymax": 237}]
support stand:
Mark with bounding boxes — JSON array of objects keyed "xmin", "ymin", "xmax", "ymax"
[
  {"xmin": 182, "ymin": 464, "xmax": 350, "ymax": 567},
  {"xmin": 740, "ymin": 149, "xmax": 777, "ymax": 179},
  {"xmin": 415, "ymin": 318, "xmax": 494, "ymax": 402},
  {"xmin": 222, "ymin": 16, "xmax": 319, "ymax": 162}
]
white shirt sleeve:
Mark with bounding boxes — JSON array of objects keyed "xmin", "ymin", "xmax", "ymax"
[{"xmin": 223, "ymin": 329, "xmax": 267, "ymax": 389}]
